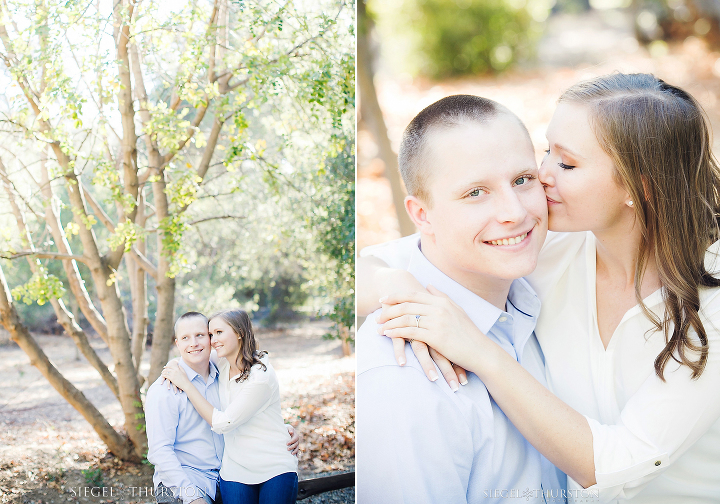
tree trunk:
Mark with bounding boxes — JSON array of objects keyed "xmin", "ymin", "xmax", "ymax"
[
  {"xmin": 0, "ymin": 264, "xmax": 138, "ymax": 462},
  {"xmin": 0, "ymin": 157, "xmax": 120, "ymax": 400},
  {"xmin": 38, "ymin": 154, "xmax": 109, "ymax": 343},
  {"xmin": 62, "ymin": 171, "xmax": 147, "ymax": 458},
  {"xmin": 358, "ymin": 0, "xmax": 415, "ymax": 237},
  {"xmin": 147, "ymin": 173, "xmax": 176, "ymax": 386},
  {"xmin": 130, "ymin": 189, "xmax": 149, "ymax": 384}
]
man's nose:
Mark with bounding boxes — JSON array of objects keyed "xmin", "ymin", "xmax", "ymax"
[{"xmin": 496, "ymin": 189, "xmax": 527, "ymax": 223}]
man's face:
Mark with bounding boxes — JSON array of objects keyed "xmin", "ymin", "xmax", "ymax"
[
  {"xmin": 417, "ymin": 115, "xmax": 548, "ymax": 289},
  {"xmin": 174, "ymin": 316, "xmax": 211, "ymax": 368}
]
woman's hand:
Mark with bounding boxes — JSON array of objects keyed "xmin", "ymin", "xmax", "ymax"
[
  {"xmin": 161, "ymin": 360, "xmax": 191, "ymax": 391},
  {"xmin": 287, "ymin": 425, "xmax": 300, "ymax": 456},
  {"xmin": 390, "ymin": 337, "xmax": 469, "ymax": 391},
  {"xmin": 377, "ymin": 285, "xmax": 489, "ymax": 374}
]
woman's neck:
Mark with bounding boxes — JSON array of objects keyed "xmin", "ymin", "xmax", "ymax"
[
  {"xmin": 227, "ymin": 356, "xmax": 243, "ymax": 379},
  {"xmin": 593, "ymin": 219, "xmax": 660, "ymax": 295}
]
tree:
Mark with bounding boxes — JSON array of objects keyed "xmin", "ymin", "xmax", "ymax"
[
  {"xmin": 0, "ymin": 0, "xmax": 354, "ymax": 461},
  {"xmin": 358, "ymin": 0, "xmax": 415, "ymax": 236}
]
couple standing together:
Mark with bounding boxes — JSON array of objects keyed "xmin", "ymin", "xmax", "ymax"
[
  {"xmin": 145, "ymin": 310, "xmax": 300, "ymax": 504},
  {"xmin": 357, "ymin": 73, "xmax": 720, "ymax": 503}
]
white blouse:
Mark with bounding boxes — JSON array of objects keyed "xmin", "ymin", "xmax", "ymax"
[
  {"xmin": 362, "ymin": 232, "xmax": 720, "ymax": 503},
  {"xmin": 211, "ymin": 355, "xmax": 297, "ymax": 485},
  {"xmin": 529, "ymin": 231, "xmax": 720, "ymax": 503}
]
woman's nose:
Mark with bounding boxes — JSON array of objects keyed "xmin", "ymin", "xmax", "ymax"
[{"xmin": 539, "ymin": 156, "xmax": 554, "ymax": 187}]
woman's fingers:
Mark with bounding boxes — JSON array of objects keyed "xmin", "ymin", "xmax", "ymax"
[
  {"xmin": 378, "ymin": 312, "xmax": 430, "ymax": 334},
  {"xmin": 426, "ymin": 284, "xmax": 451, "ymax": 298},
  {"xmin": 410, "ymin": 341, "xmax": 439, "ymax": 382},
  {"xmin": 382, "ymin": 326, "xmax": 423, "ymax": 341},
  {"xmin": 453, "ymin": 363, "xmax": 469, "ymax": 386},
  {"xmin": 429, "ymin": 347, "xmax": 459, "ymax": 392},
  {"xmin": 392, "ymin": 337, "xmax": 408, "ymax": 366},
  {"xmin": 380, "ymin": 290, "xmax": 442, "ymax": 307},
  {"xmin": 377, "ymin": 302, "xmax": 433, "ymax": 324}
]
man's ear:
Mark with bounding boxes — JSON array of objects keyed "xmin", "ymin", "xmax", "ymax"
[{"xmin": 405, "ymin": 195, "xmax": 434, "ymax": 236}]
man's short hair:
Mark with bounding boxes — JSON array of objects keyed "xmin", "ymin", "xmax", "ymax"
[
  {"xmin": 399, "ymin": 95, "xmax": 519, "ymax": 204},
  {"xmin": 173, "ymin": 311, "xmax": 208, "ymax": 339}
]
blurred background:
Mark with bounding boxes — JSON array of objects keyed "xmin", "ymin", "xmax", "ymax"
[{"xmin": 358, "ymin": 0, "xmax": 720, "ymax": 250}]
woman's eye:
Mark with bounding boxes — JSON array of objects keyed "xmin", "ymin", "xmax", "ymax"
[
  {"xmin": 513, "ymin": 175, "xmax": 534, "ymax": 186},
  {"xmin": 468, "ymin": 188, "xmax": 483, "ymax": 197}
]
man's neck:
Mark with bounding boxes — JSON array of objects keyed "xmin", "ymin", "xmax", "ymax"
[
  {"xmin": 420, "ymin": 236, "xmax": 512, "ymax": 310},
  {"xmin": 181, "ymin": 358, "xmax": 211, "ymax": 381}
]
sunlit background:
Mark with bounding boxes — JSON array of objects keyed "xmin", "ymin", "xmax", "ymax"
[{"xmin": 358, "ymin": 0, "xmax": 720, "ymax": 249}]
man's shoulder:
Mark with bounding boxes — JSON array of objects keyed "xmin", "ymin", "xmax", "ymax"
[
  {"xmin": 356, "ymin": 311, "xmax": 409, "ymax": 376},
  {"xmin": 356, "ymin": 313, "xmax": 458, "ymax": 396},
  {"xmin": 146, "ymin": 377, "xmax": 183, "ymax": 409}
]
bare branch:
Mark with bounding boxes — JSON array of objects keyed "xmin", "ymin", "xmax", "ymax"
[
  {"xmin": 196, "ymin": 116, "xmax": 224, "ymax": 180},
  {"xmin": 128, "ymin": 247, "xmax": 157, "ymax": 281},
  {"xmin": 1, "ymin": 250, "xmax": 89, "ymax": 263},
  {"xmin": 82, "ymin": 183, "xmax": 116, "ymax": 233},
  {"xmin": 189, "ymin": 214, "xmax": 245, "ymax": 226}
]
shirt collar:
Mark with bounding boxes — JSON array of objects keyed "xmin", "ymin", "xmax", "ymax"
[
  {"xmin": 406, "ymin": 237, "xmax": 540, "ymax": 336},
  {"xmin": 179, "ymin": 357, "xmax": 218, "ymax": 384}
]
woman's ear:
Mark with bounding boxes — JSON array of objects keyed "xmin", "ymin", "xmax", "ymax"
[{"xmin": 405, "ymin": 195, "xmax": 434, "ymax": 236}]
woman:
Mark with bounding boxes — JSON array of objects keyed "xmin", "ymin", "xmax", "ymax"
[
  {"xmin": 359, "ymin": 73, "xmax": 720, "ymax": 502},
  {"xmin": 162, "ymin": 309, "xmax": 298, "ymax": 504}
]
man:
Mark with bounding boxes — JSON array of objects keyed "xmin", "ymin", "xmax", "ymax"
[
  {"xmin": 146, "ymin": 312, "xmax": 299, "ymax": 504},
  {"xmin": 357, "ymin": 95, "xmax": 564, "ymax": 503}
]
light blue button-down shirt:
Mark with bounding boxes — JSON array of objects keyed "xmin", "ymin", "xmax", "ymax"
[
  {"xmin": 146, "ymin": 359, "xmax": 224, "ymax": 504},
  {"xmin": 357, "ymin": 239, "xmax": 566, "ymax": 504}
]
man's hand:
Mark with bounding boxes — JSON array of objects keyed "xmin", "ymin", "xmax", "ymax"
[{"xmin": 287, "ymin": 424, "xmax": 300, "ymax": 456}]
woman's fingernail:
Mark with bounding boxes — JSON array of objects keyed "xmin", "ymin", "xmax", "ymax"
[
  {"xmin": 460, "ymin": 376, "xmax": 468, "ymax": 385},
  {"xmin": 398, "ymin": 357, "xmax": 406, "ymax": 366},
  {"xmin": 379, "ymin": 296, "xmax": 388, "ymax": 303},
  {"xmin": 449, "ymin": 380, "xmax": 459, "ymax": 392},
  {"xmin": 377, "ymin": 326, "xmax": 383, "ymax": 334},
  {"xmin": 429, "ymin": 369, "xmax": 439, "ymax": 382}
]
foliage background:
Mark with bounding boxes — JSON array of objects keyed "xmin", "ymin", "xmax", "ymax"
[{"xmin": 359, "ymin": 0, "xmax": 720, "ymax": 250}]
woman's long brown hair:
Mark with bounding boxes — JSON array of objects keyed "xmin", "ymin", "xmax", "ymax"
[
  {"xmin": 209, "ymin": 309, "xmax": 267, "ymax": 382},
  {"xmin": 560, "ymin": 73, "xmax": 720, "ymax": 381}
]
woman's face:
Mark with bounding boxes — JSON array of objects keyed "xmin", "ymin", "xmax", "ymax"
[
  {"xmin": 209, "ymin": 317, "xmax": 241, "ymax": 360},
  {"xmin": 539, "ymin": 102, "xmax": 631, "ymax": 233}
]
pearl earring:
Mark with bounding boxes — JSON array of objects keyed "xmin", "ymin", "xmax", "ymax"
[{"xmin": 628, "ymin": 200, "xmax": 633, "ymax": 207}]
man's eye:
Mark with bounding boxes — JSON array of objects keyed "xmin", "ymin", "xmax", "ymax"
[
  {"xmin": 468, "ymin": 188, "xmax": 482, "ymax": 197},
  {"xmin": 513, "ymin": 175, "xmax": 534, "ymax": 186}
]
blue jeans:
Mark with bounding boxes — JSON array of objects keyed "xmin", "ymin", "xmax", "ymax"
[{"xmin": 218, "ymin": 473, "xmax": 298, "ymax": 504}]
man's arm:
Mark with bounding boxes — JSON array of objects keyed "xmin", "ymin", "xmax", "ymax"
[{"xmin": 145, "ymin": 384, "xmax": 205, "ymax": 504}]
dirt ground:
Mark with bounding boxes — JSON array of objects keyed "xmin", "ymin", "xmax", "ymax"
[{"xmin": 0, "ymin": 322, "xmax": 354, "ymax": 504}]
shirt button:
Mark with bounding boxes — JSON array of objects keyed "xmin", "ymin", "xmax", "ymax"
[
  {"xmin": 654, "ymin": 461, "xmax": 661, "ymax": 466},
  {"xmin": 499, "ymin": 316, "xmax": 507, "ymax": 322}
]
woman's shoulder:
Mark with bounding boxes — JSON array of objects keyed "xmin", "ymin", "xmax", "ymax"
[
  {"xmin": 247, "ymin": 354, "xmax": 275, "ymax": 382},
  {"xmin": 699, "ymin": 239, "xmax": 720, "ymax": 312},
  {"xmin": 526, "ymin": 231, "xmax": 590, "ymax": 300}
]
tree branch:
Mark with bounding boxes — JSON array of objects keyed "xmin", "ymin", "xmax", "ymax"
[
  {"xmin": 128, "ymin": 247, "xmax": 157, "ymax": 281},
  {"xmin": 189, "ymin": 214, "xmax": 245, "ymax": 226},
  {"xmin": 0, "ymin": 250, "xmax": 89, "ymax": 263},
  {"xmin": 82, "ymin": 183, "xmax": 117, "ymax": 233}
]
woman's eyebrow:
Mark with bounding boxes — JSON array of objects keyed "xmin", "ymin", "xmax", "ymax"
[{"xmin": 551, "ymin": 142, "xmax": 585, "ymax": 159}]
